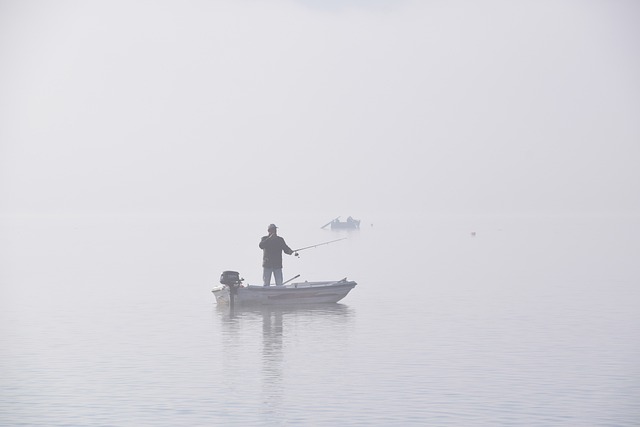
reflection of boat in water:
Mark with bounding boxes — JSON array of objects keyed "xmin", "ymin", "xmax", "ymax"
[
  {"xmin": 214, "ymin": 299, "xmax": 356, "ymax": 422},
  {"xmin": 212, "ymin": 278, "xmax": 357, "ymax": 306},
  {"xmin": 215, "ymin": 302, "xmax": 354, "ymax": 317}
]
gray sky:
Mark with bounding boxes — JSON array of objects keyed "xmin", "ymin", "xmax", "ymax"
[{"xmin": 1, "ymin": 0, "xmax": 639, "ymax": 217}]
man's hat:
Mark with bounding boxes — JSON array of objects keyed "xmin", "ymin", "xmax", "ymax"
[{"xmin": 268, "ymin": 224, "xmax": 277, "ymax": 230}]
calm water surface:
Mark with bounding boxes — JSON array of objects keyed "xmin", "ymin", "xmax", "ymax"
[{"xmin": 1, "ymin": 213, "xmax": 639, "ymax": 426}]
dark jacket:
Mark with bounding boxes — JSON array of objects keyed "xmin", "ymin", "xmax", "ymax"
[{"xmin": 259, "ymin": 235, "xmax": 293, "ymax": 268}]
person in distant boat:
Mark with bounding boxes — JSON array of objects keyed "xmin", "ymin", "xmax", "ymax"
[{"xmin": 259, "ymin": 223, "xmax": 294, "ymax": 287}]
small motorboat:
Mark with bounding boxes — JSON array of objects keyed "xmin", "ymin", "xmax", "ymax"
[
  {"xmin": 212, "ymin": 271, "xmax": 357, "ymax": 306},
  {"xmin": 322, "ymin": 216, "xmax": 360, "ymax": 230}
]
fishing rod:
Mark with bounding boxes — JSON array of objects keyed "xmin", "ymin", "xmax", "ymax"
[
  {"xmin": 320, "ymin": 216, "xmax": 340, "ymax": 229},
  {"xmin": 282, "ymin": 274, "xmax": 300, "ymax": 285},
  {"xmin": 293, "ymin": 237, "xmax": 347, "ymax": 256}
]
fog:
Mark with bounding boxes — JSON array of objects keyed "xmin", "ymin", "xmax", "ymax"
[
  {"xmin": 1, "ymin": 0, "xmax": 639, "ymax": 219},
  {"xmin": 2, "ymin": 4, "xmax": 640, "ymax": 424}
]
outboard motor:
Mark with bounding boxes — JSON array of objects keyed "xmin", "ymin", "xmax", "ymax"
[
  {"xmin": 220, "ymin": 270, "xmax": 242, "ymax": 286},
  {"xmin": 220, "ymin": 271, "xmax": 243, "ymax": 308}
]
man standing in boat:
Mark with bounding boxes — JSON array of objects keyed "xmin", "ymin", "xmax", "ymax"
[{"xmin": 259, "ymin": 223, "xmax": 294, "ymax": 287}]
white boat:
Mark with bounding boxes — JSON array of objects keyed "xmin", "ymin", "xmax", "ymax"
[{"xmin": 212, "ymin": 278, "xmax": 357, "ymax": 306}]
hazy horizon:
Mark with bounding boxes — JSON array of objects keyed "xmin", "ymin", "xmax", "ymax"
[{"xmin": 1, "ymin": 0, "xmax": 639, "ymax": 218}]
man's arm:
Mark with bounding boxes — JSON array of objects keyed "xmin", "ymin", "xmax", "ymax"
[{"xmin": 281, "ymin": 238, "xmax": 294, "ymax": 255}]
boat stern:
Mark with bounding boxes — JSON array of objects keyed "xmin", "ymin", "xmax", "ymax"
[{"xmin": 211, "ymin": 285, "xmax": 230, "ymax": 304}]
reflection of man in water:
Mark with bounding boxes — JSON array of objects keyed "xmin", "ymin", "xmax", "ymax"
[{"xmin": 259, "ymin": 223, "xmax": 294, "ymax": 287}]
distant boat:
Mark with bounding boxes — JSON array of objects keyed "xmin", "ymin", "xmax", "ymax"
[
  {"xmin": 321, "ymin": 216, "xmax": 361, "ymax": 230},
  {"xmin": 212, "ymin": 278, "xmax": 357, "ymax": 306}
]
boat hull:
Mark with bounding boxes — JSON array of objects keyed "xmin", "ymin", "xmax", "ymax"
[
  {"xmin": 330, "ymin": 221, "xmax": 360, "ymax": 229},
  {"xmin": 212, "ymin": 280, "xmax": 357, "ymax": 306}
]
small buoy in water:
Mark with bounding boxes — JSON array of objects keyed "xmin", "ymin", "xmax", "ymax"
[{"xmin": 471, "ymin": 232, "xmax": 476, "ymax": 237}]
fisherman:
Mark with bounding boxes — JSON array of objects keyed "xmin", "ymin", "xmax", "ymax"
[{"xmin": 259, "ymin": 224, "xmax": 294, "ymax": 286}]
